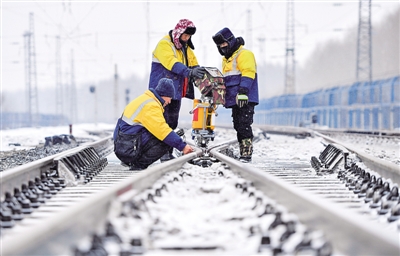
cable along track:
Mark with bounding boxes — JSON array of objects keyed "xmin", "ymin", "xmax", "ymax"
[{"xmin": 1, "ymin": 132, "xmax": 399, "ymax": 255}]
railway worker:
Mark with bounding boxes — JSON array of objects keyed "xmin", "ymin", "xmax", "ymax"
[
  {"xmin": 148, "ymin": 18, "xmax": 206, "ymax": 162},
  {"xmin": 212, "ymin": 27, "xmax": 259, "ymax": 163},
  {"xmin": 113, "ymin": 78, "xmax": 194, "ymax": 170}
]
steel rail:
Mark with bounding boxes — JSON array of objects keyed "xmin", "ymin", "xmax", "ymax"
[
  {"xmin": 254, "ymin": 124, "xmax": 313, "ymax": 136},
  {"xmin": 218, "ymin": 123, "xmax": 313, "ymax": 137},
  {"xmin": 1, "ymin": 147, "xmax": 203, "ymax": 255},
  {"xmin": 2, "ymin": 129, "xmax": 398, "ymax": 255},
  {"xmin": 209, "ymin": 144, "xmax": 400, "ymax": 256},
  {"xmin": 203, "ymin": 138, "xmax": 238, "ymax": 152},
  {"xmin": 0, "ymin": 136, "xmax": 113, "ymax": 199},
  {"xmin": 313, "ymin": 131, "xmax": 400, "ymax": 185},
  {"xmin": 312, "ymin": 127, "xmax": 400, "ymax": 137}
]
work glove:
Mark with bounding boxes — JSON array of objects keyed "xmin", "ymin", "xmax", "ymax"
[
  {"xmin": 190, "ymin": 66, "xmax": 206, "ymax": 79},
  {"xmin": 236, "ymin": 87, "xmax": 249, "ymax": 108}
]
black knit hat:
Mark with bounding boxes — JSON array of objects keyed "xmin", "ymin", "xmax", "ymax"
[
  {"xmin": 212, "ymin": 27, "xmax": 235, "ymax": 48},
  {"xmin": 155, "ymin": 78, "xmax": 175, "ymax": 98}
]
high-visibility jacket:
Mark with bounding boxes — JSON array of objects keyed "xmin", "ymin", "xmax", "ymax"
[
  {"xmin": 149, "ymin": 34, "xmax": 199, "ymax": 100},
  {"xmin": 113, "ymin": 89, "xmax": 186, "ymax": 151},
  {"xmin": 221, "ymin": 45, "xmax": 259, "ymax": 108}
]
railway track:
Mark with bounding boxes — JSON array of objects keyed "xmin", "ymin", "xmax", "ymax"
[{"xmin": 1, "ymin": 127, "xmax": 399, "ymax": 255}]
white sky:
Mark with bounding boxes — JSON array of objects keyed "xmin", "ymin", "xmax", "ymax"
[{"xmin": 1, "ymin": 0, "xmax": 399, "ymax": 93}]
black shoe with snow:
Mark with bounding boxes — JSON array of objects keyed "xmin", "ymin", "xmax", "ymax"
[
  {"xmin": 160, "ymin": 153, "xmax": 176, "ymax": 162},
  {"xmin": 175, "ymin": 128, "xmax": 185, "ymax": 137},
  {"xmin": 129, "ymin": 165, "xmax": 143, "ymax": 171},
  {"xmin": 239, "ymin": 156, "xmax": 252, "ymax": 163},
  {"xmin": 120, "ymin": 162, "xmax": 129, "ymax": 167}
]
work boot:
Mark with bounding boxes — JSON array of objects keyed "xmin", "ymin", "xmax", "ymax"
[
  {"xmin": 160, "ymin": 153, "xmax": 175, "ymax": 162},
  {"xmin": 160, "ymin": 148, "xmax": 175, "ymax": 162},
  {"xmin": 239, "ymin": 138, "xmax": 253, "ymax": 163},
  {"xmin": 175, "ymin": 128, "xmax": 185, "ymax": 137},
  {"xmin": 129, "ymin": 165, "xmax": 143, "ymax": 171},
  {"xmin": 175, "ymin": 128, "xmax": 186, "ymax": 142},
  {"xmin": 120, "ymin": 162, "xmax": 129, "ymax": 168}
]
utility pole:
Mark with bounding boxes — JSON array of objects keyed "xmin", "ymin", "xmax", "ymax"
[
  {"xmin": 125, "ymin": 89, "xmax": 130, "ymax": 105},
  {"xmin": 284, "ymin": 0, "xmax": 296, "ymax": 94},
  {"xmin": 114, "ymin": 64, "xmax": 119, "ymax": 121},
  {"xmin": 146, "ymin": 2, "xmax": 150, "ymax": 75},
  {"xmin": 23, "ymin": 12, "xmax": 39, "ymax": 127},
  {"xmin": 70, "ymin": 49, "xmax": 77, "ymax": 124},
  {"xmin": 356, "ymin": 0, "xmax": 372, "ymax": 83},
  {"xmin": 203, "ymin": 45, "xmax": 207, "ymax": 69},
  {"xmin": 257, "ymin": 37, "xmax": 266, "ymax": 65},
  {"xmin": 55, "ymin": 35, "xmax": 63, "ymax": 123},
  {"xmin": 257, "ymin": 36, "xmax": 266, "ymax": 95},
  {"xmin": 246, "ymin": 9, "xmax": 252, "ymax": 50},
  {"xmin": 90, "ymin": 85, "xmax": 97, "ymax": 126}
]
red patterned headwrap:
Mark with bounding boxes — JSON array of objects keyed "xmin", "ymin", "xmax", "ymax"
[{"xmin": 172, "ymin": 19, "xmax": 196, "ymax": 49}]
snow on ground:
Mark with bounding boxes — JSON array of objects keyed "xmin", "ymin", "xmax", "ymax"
[
  {"xmin": 2, "ymin": 123, "xmax": 398, "ymax": 255},
  {"xmin": 1, "ymin": 123, "xmax": 397, "ymax": 169},
  {"xmin": 111, "ymin": 163, "xmax": 265, "ymax": 254},
  {"xmin": 198, "ymin": 126, "xmax": 325, "ymax": 160},
  {"xmin": 3, "ymin": 122, "xmax": 397, "ymax": 168},
  {"xmin": 0, "ymin": 123, "xmax": 115, "ymax": 152},
  {"xmin": 104, "ymin": 127, "xmax": 329, "ymax": 255}
]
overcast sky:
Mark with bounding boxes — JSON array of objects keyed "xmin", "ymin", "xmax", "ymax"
[{"xmin": 1, "ymin": 0, "xmax": 398, "ymax": 93}]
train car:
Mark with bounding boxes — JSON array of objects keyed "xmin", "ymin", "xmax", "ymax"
[{"xmin": 253, "ymin": 75, "xmax": 400, "ymax": 131}]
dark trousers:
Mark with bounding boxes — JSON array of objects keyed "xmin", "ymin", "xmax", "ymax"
[
  {"xmin": 231, "ymin": 103, "xmax": 255, "ymax": 142},
  {"xmin": 162, "ymin": 99, "xmax": 181, "ymax": 154},
  {"xmin": 163, "ymin": 99, "xmax": 181, "ymax": 129},
  {"xmin": 133, "ymin": 134, "xmax": 170, "ymax": 169}
]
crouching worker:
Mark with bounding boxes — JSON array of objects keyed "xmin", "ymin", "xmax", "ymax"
[{"xmin": 113, "ymin": 78, "xmax": 194, "ymax": 170}]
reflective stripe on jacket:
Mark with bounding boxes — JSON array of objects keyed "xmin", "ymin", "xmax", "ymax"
[
  {"xmin": 114, "ymin": 90, "xmax": 186, "ymax": 151},
  {"xmin": 221, "ymin": 45, "xmax": 259, "ymax": 108},
  {"xmin": 149, "ymin": 35, "xmax": 199, "ymax": 100},
  {"xmin": 122, "ymin": 90, "xmax": 171, "ymax": 141}
]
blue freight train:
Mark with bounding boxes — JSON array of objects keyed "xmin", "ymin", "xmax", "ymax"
[{"xmin": 255, "ymin": 75, "xmax": 399, "ymax": 131}]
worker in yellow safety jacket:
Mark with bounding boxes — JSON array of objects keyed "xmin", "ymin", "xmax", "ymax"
[
  {"xmin": 212, "ymin": 27, "xmax": 259, "ymax": 163},
  {"xmin": 114, "ymin": 78, "xmax": 194, "ymax": 170},
  {"xmin": 149, "ymin": 18, "xmax": 205, "ymax": 162}
]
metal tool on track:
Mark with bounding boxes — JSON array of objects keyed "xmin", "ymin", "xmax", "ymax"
[{"xmin": 189, "ymin": 67, "xmax": 226, "ymax": 166}]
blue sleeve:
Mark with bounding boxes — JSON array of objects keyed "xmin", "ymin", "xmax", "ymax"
[
  {"xmin": 113, "ymin": 118, "xmax": 121, "ymax": 141},
  {"xmin": 163, "ymin": 131, "xmax": 187, "ymax": 151},
  {"xmin": 240, "ymin": 76, "xmax": 254, "ymax": 93},
  {"xmin": 171, "ymin": 62, "xmax": 191, "ymax": 77}
]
